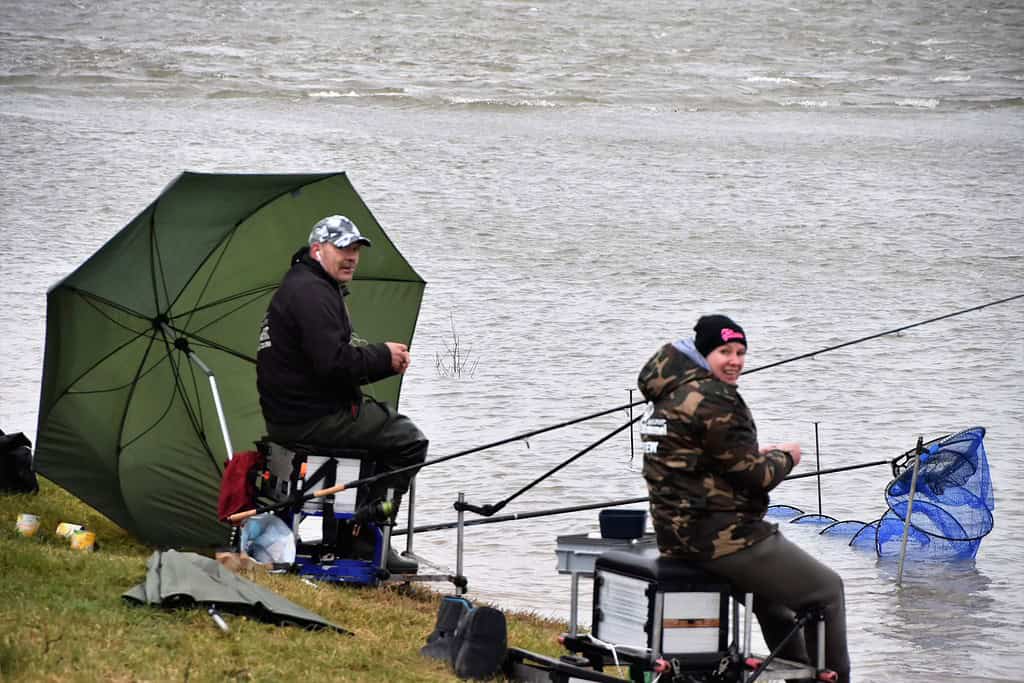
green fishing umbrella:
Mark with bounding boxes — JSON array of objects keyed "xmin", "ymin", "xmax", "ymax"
[{"xmin": 35, "ymin": 172, "xmax": 424, "ymax": 548}]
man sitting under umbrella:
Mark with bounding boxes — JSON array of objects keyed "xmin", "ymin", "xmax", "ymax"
[{"xmin": 256, "ymin": 214, "xmax": 426, "ymax": 573}]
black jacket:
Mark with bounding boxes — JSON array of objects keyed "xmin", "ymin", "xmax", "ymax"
[{"xmin": 256, "ymin": 248, "xmax": 394, "ymax": 425}]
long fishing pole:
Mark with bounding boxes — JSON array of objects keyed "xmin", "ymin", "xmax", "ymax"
[
  {"xmin": 456, "ymin": 418, "xmax": 637, "ymax": 517},
  {"xmin": 230, "ymin": 295, "xmax": 1019, "ymax": 523},
  {"xmin": 396, "ymin": 457, "xmax": 896, "ymax": 535},
  {"xmin": 439, "ymin": 294, "xmax": 1024, "ymax": 506},
  {"xmin": 225, "ymin": 412, "xmax": 638, "ymax": 523},
  {"xmin": 742, "ymin": 292, "xmax": 1023, "ymax": 375},
  {"xmin": 393, "ymin": 496, "xmax": 650, "ymax": 536},
  {"xmin": 444, "ymin": 294, "xmax": 1024, "ymax": 451}
]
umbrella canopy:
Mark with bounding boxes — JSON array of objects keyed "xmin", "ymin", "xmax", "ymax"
[
  {"xmin": 35, "ymin": 172, "xmax": 424, "ymax": 547},
  {"xmin": 123, "ymin": 549, "xmax": 347, "ymax": 632}
]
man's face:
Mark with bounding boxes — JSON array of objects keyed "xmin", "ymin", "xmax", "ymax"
[{"xmin": 312, "ymin": 242, "xmax": 362, "ymax": 283}]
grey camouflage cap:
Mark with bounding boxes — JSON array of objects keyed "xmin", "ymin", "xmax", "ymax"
[{"xmin": 308, "ymin": 215, "xmax": 372, "ymax": 248}]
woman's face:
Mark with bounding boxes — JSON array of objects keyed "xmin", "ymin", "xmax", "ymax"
[{"xmin": 706, "ymin": 342, "xmax": 746, "ymax": 384}]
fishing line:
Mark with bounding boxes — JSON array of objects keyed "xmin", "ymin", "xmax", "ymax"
[
  {"xmin": 440, "ymin": 293, "xmax": 1022, "ymax": 512},
  {"xmin": 740, "ymin": 292, "xmax": 1023, "ymax": 376},
  {"xmin": 436, "ymin": 293, "xmax": 1024, "ymax": 465},
  {"xmin": 396, "ymin": 458, "xmax": 896, "ymax": 535}
]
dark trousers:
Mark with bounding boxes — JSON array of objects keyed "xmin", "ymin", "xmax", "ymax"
[
  {"xmin": 698, "ymin": 532, "xmax": 851, "ymax": 683},
  {"xmin": 266, "ymin": 398, "xmax": 428, "ymax": 506}
]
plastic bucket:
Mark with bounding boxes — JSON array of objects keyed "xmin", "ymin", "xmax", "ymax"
[
  {"xmin": 70, "ymin": 530, "xmax": 96, "ymax": 551},
  {"xmin": 15, "ymin": 513, "xmax": 40, "ymax": 537},
  {"xmin": 56, "ymin": 522, "xmax": 84, "ymax": 539}
]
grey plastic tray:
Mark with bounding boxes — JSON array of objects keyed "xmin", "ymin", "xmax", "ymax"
[{"xmin": 555, "ymin": 533, "xmax": 656, "ymax": 575}]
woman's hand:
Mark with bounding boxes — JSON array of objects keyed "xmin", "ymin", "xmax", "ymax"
[{"xmin": 760, "ymin": 442, "xmax": 802, "ymax": 466}]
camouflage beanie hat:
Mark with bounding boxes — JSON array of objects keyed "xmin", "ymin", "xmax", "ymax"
[{"xmin": 694, "ymin": 314, "xmax": 747, "ymax": 357}]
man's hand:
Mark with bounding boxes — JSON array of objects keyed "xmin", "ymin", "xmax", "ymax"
[
  {"xmin": 386, "ymin": 342, "xmax": 411, "ymax": 374},
  {"xmin": 760, "ymin": 442, "xmax": 802, "ymax": 467}
]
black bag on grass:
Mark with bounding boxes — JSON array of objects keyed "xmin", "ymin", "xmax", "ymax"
[
  {"xmin": 421, "ymin": 594, "xmax": 473, "ymax": 661},
  {"xmin": 451, "ymin": 605, "xmax": 507, "ymax": 680},
  {"xmin": 0, "ymin": 430, "xmax": 37, "ymax": 494}
]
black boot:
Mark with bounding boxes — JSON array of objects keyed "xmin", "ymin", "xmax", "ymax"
[
  {"xmin": 375, "ymin": 490, "xmax": 419, "ymax": 574},
  {"xmin": 386, "ymin": 545, "xmax": 419, "ymax": 574}
]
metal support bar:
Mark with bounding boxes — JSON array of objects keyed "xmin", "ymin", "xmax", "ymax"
[
  {"xmin": 405, "ymin": 478, "xmax": 416, "ymax": 554},
  {"xmin": 379, "ymin": 487, "xmax": 395, "ymax": 573},
  {"xmin": 569, "ymin": 573, "xmax": 580, "ymax": 637},
  {"xmin": 814, "ymin": 421, "xmax": 823, "ymax": 516},
  {"xmin": 732, "ymin": 597, "xmax": 740, "ymax": 646},
  {"xmin": 817, "ymin": 613, "xmax": 826, "ymax": 671},
  {"xmin": 162, "ymin": 323, "xmax": 234, "ymax": 462},
  {"xmin": 456, "ymin": 491, "xmax": 466, "ymax": 595},
  {"xmin": 897, "ymin": 437, "xmax": 924, "ymax": 586},
  {"xmin": 743, "ymin": 593, "xmax": 753, "ymax": 661}
]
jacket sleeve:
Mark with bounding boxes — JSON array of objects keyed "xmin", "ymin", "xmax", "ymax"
[
  {"xmin": 696, "ymin": 388, "xmax": 793, "ymax": 492},
  {"xmin": 293, "ymin": 281, "xmax": 395, "ymax": 386}
]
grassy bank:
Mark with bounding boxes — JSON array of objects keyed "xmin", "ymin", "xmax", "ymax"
[{"xmin": 0, "ymin": 480, "xmax": 565, "ymax": 682}]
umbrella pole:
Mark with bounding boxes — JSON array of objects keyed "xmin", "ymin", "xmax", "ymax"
[{"xmin": 162, "ymin": 323, "xmax": 235, "ymax": 461}]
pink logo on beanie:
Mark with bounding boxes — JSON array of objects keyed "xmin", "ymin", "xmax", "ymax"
[{"xmin": 721, "ymin": 328, "xmax": 745, "ymax": 343}]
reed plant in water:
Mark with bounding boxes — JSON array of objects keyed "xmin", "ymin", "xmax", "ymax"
[{"xmin": 435, "ymin": 312, "xmax": 479, "ymax": 379}]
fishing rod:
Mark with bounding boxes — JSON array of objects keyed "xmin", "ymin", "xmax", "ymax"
[
  {"xmin": 229, "ymin": 295, "xmax": 1019, "ymax": 523},
  {"xmin": 446, "ymin": 295, "xmax": 1021, "ymax": 517},
  {"xmin": 456, "ymin": 418, "xmax": 637, "ymax": 517},
  {"xmin": 394, "ymin": 496, "xmax": 649, "ymax": 536},
  {"xmin": 227, "ymin": 417, "xmax": 639, "ymax": 524},
  {"xmin": 395, "ymin": 457, "xmax": 897, "ymax": 535},
  {"xmin": 742, "ymin": 292, "xmax": 1023, "ymax": 375},
  {"xmin": 447, "ymin": 294, "xmax": 1024, "ymax": 458}
]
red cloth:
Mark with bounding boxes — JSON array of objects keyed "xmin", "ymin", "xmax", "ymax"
[{"xmin": 217, "ymin": 450, "xmax": 263, "ymax": 524}]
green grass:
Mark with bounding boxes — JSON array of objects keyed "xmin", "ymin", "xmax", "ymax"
[{"xmin": 0, "ymin": 480, "xmax": 566, "ymax": 682}]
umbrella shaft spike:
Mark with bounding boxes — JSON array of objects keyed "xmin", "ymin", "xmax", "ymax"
[{"xmin": 205, "ymin": 373, "xmax": 235, "ymax": 461}]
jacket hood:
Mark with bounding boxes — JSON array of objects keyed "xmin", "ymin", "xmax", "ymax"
[{"xmin": 638, "ymin": 341, "xmax": 711, "ymax": 403}]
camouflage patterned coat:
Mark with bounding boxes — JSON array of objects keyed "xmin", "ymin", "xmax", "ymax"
[{"xmin": 638, "ymin": 342, "xmax": 794, "ymax": 561}]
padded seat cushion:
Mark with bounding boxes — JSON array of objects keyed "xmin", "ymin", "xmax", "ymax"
[{"xmin": 596, "ymin": 548, "xmax": 728, "ymax": 585}]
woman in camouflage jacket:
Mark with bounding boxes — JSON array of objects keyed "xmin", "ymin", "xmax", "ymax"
[{"xmin": 638, "ymin": 314, "xmax": 850, "ymax": 682}]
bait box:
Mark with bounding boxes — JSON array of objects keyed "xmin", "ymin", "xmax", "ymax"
[
  {"xmin": 591, "ymin": 549, "xmax": 730, "ymax": 664},
  {"xmin": 598, "ymin": 508, "xmax": 647, "ymax": 539}
]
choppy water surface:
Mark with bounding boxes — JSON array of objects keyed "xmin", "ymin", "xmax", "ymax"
[{"xmin": 2, "ymin": 2, "xmax": 1022, "ymax": 680}]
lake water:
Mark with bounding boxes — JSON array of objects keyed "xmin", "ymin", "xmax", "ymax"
[{"xmin": 1, "ymin": 2, "xmax": 1022, "ymax": 680}]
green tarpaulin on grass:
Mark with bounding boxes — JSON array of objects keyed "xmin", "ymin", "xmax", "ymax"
[
  {"xmin": 124, "ymin": 550, "xmax": 347, "ymax": 633},
  {"xmin": 35, "ymin": 172, "xmax": 424, "ymax": 547}
]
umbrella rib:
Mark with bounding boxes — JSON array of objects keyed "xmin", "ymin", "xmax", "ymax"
[
  {"xmin": 180, "ymin": 226, "xmax": 238, "ymax": 334},
  {"xmin": 114, "ymin": 331, "xmax": 160, "ymax": 459},
  {"xmin": 120, "ymin": 369, "xmax": 189, "ymax": 451},
  {"xmin": 185, "ymin": 336, "xmax": 257, "ymax": 364},
  {"xmin": 68, "ymin": 287, "xmax": 150, "ymax": 326},
  {"xmin": 149, "ymin": 202, "xmax": 173, "ymax": 318},
  {"xmin": 154, "ymin": 327, "xmax": 221, "ymax": 472},
  {"xmin": 44, "ymin": 297, "xmax": 156, "ymax": 407},
  {"xmin": 164, "ymin": 174, "xmax": 345, "ymax": 319},
  {"xmin": 174, "ymin": 285, "xmax": 277, "ymax": 345},
  {"xmin": 177, "ymin": 284, "xmax": 278, "ymax": 318},
  {"xmin": 66, "ymin": 353, "xmax": 171, "ymax": 395},
  {"xmin": 185, "ymin": 350, "xmax": 206, "ymax": 436}
]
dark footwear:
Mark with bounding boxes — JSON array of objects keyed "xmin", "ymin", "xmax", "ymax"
[
  {"xmin": 387, "ymin": 546, "xmax": 419, "ymax": 574},
  {"xmin": 349, "ymin": 531, "xmax": 378, "ymax": 561},
  {"xmin": 421, "ymin": 595, "xmax": 472, "ymax": 661}
]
